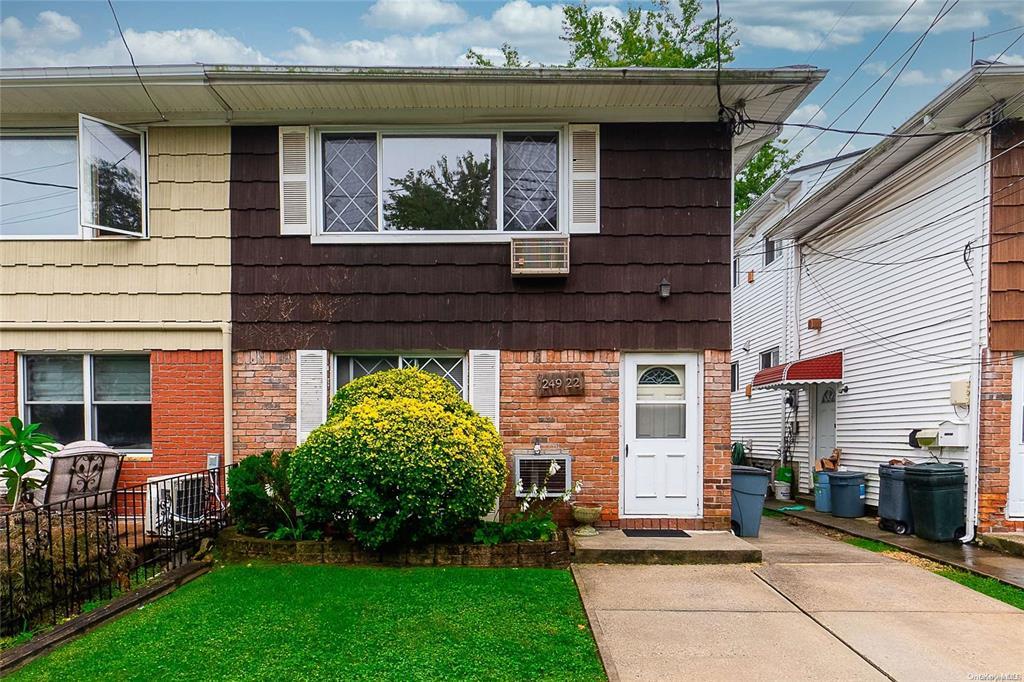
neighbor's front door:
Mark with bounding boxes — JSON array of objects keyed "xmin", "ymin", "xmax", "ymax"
[
  {"xmin": 1009, "ymin": 355, "xmax": 1024, "ymax": 520},
  {"xmin": 622, "ymin": 353, "xmax": 701, "ymax": 517},
  {"xmin": 814, "ymin": 384, "xmax": 837, "ymax": 462}
]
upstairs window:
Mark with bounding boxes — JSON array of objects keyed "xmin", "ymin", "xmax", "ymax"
[
  {"xmin": 316, "ymin": 129, "xmax": 561, "ymax": 237},
  {"xmin": 731, "ymin": 362, "xmax": 739, "ymax": 392},
  {"xmin": 760, "ymin": 347, "xmax": 780, "ymax": 370},
  {"xmin": 732, "ymin": 256, "xmax": 740, "ymax": 287},
  {"xmin": 1, "ymin": 116, "xmax": 147, "ymax": 239},
  {"xmin": 763, "ymin": 237, "xmax": 778, "ymax": 266}
]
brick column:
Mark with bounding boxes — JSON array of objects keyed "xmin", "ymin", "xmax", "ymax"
[
  {"xmin": 702, "ymin": 349, "xmax": 733, "ymax": 531},
  {"xmin": 232, "ymin": 350, "xmax": 297, "ymax": 459},
  {"xmin": 978, "ymin": 349, "xmax": 1023, "ymax": 532},
  {"xmin": 0, "ymin": 351, "xmax": 17, "ymax": 423}
]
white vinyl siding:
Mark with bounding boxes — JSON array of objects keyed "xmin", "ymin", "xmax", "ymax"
[{"xmin": 795, "ymin": 137, "xmax": 987, "ymax": 507}]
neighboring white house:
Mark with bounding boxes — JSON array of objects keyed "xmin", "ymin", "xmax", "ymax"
[
  {"xmin": 731, "ymin": 150, "xmax": 865, "ymax": 486},
  {"xmin": 732, "ymin": 63, "xmax": 1024, "ymax": 536}
]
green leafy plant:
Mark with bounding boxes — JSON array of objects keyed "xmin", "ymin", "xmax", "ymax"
[
  {"xmin": 327, "ymin": 367, "xmax": 473, "ymax": 421},
  {"xmin": 266, "ymin": 518, "xmax": 322, "ymax": 542},
  {"xmin": 227, "ymin": 450, "xmax": 296, "ymax": 536},
  {"xmin": 0, "ymin": 417, "xmax": 59, "ymax": 511},
  {"xmin": 292, "ymin": 370, "xmax": 507, "ymax": 550},
  {"xmin": 474, "ymin": 512, "xmax": 558, "ymax": 546}
]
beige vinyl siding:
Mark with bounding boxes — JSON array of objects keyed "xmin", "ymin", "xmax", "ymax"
[{"xmin": 0, "ymin": 126, "xmax": 231, "ymax": 351}]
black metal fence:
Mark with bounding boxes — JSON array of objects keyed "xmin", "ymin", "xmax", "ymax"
[{"xmin": 1, "ymin": 466, "xmax": 232, "ymax": 636}]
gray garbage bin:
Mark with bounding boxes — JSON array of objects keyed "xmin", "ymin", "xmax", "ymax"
[
  {"xmin": 827, "ymin": 471, "xmax": 866, "ymax": 518},
  {"xmin": 878, "ymin": 464, "xmax": 914, "ymax": 535},
  {"xmin": 731, "ymin": 465, "xmax": 771, "ymax": 537}
]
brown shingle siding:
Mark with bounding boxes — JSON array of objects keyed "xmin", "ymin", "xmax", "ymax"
[
  {"xmin": 230, "ymin": 123, "xmax": 732, "ymax": 352},
  {"xmin": 989, "ymin": 119, "xmax": 1024, "ymax": 351}
]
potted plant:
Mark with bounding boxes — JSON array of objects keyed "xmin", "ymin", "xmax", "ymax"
[{"xmin": 571, "ymin": 503, "xmax": 602, "ymax": 537}]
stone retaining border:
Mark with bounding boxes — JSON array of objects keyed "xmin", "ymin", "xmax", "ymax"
[{"xmin": 217, "ymin": 527, "xmax": 571, "ymax": 568}]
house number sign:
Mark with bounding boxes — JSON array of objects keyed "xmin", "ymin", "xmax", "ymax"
[{"xmin": 537, "ymin": 371, "xmax": 585, "ymax": 397}]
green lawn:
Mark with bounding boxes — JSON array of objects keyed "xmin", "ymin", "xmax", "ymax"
[{"xmin": 10, "ymin": 563, "xmax": 605, "ymax": 681}]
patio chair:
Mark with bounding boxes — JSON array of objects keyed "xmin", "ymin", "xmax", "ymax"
[{"xmin": 41, "ymin": 440, "xmax": 124, "ymax": 511}]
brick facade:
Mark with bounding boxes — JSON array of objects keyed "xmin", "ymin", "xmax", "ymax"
[
  {"xmin": 497, "ymin": 349, "xmax": 732, "ymax": 530},
  {"xmin": 232, "ymin": 350, "xmax": 297, "ymax": 459},
  {"xmin": 0, "ymin": 351, "xmax": 16, "ymax": 425},
  {"xmin": 120, "ymin": 350, "xmax": 225, "ymax": 487},
  {"xmin": 978, "ymin": 349, "xmax": 1023, "ymax": 532}
]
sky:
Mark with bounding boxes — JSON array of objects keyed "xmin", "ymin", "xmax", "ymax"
[{"xmin": 1, "ymin": 0, "xmax": 1022, "ymax": 163}]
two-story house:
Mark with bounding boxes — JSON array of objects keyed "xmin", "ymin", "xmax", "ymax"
[
  {"xmin": 1, "ymin": 64, "xmax": 823, "ymax": 528},
  {"xmin": 733, "ymin": 63, "xmax": 1023, "ymax": 536}
]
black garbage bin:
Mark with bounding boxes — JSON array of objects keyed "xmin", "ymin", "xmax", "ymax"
[
  {"xmin": 904, "ymin": 462, "xmax": 966, "ymax": 542},
  {"xmin": 878, "ymin": 464, "xmax": 914, "ymax": 535},
  {"xmin": 731, "ymin": 465, "xmax": 770, "ymax": 537},
  {"xmin": 827, "ymin": 471, "xmax": 866, "ymax": 518}
]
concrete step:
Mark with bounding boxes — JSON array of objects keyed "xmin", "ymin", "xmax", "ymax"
[
  {"xmin": 570, "ymin": 529, "xmax": 762, "ymax": 565},
  {"xmin": 979, "ymin": 532, "xmax": 1024, "ymax": 559}
]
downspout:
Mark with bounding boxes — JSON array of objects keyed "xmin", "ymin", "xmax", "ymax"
[
  {"xmin": 221, "ymin": 322, "xmax": 234, "ymax": 467},
  {"xmin": 962, "ymin": 132, "xmax": 990, "ymax": 542}
]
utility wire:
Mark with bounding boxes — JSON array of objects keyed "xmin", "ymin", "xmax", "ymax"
[
  {"xmin": 0, "ymin": 176, "xmax": 77, "ymax": 190},
  {"xmin": 106, "ymin": 0, "xmax": 166, "ymax": 122}
]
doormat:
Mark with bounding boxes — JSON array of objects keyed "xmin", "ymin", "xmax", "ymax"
[{"xmin": 621, "ymin": 529, "xmax": 691, "ymax": 538}]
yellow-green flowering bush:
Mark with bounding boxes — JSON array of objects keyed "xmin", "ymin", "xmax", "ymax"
[
  {"xmin": 327, "ymin": 367, "xmax": 472, "ymax": 421},
  {"xmin": 291, "ymin": 393, "xmax": 506, "ymax": 550}
]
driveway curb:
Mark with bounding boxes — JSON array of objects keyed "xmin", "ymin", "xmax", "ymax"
[{"xmin": 571, "ymin": 564, "xmax": 621, "ymax": 682}]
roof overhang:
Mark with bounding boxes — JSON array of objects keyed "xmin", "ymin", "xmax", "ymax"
[
  {"xmin": 752, "ymin": 351, "xmax": 844, "ymax": 390},
  {"xmin": 768, "ymin": 64, "xmax": 1024, "ymax": 240},
  {"xmin": 0, "ymin": 63, "xmax": 826, "ymax": 170}
]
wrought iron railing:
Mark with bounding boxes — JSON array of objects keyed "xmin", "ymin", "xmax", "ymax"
[{"xmin": 1, "ymin": 465, "xmax": 232, "ymax": 636}]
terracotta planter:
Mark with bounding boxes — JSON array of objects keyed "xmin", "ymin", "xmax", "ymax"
[{"xmin": 572, "ymin": 505, "xmax": 602, "ymax": 537}]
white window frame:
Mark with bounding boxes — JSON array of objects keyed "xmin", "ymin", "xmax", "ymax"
[
  {"xmin": 730, "ymin": 361, "xmax": 740, "ymax": 392},
  {"xmin": 19, "ymin": 352, "xmax": 153, "ymax": 454},
  {"xmin": 1, "ymin": 121, "xmax": 149, "ymax": 241},
  {"xmin": 311, "ymin": 125, "xmax": 568, "ymax": 244},
  {"xmin": 331, "ymin": 352, "xmax": 469, "ymax": 398},
  {"xmin": 760, "ymin": 347, "xmax": 780, "ymax": 370},
  {"xmin": 763, "ymin": 236, "xmax": 778, "ymax": 266},
  {"xmin": 732, "ymin": 256, "xmax": 740, "ymax": 287},
  {"xmin": 78, "ymin": 114, "xmax": 149, "ymax": 239}
]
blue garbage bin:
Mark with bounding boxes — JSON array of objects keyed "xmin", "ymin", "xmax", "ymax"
[
  {"xmin": 814, "ymin": 471, "xmax": 832, "ymax": 513},
  {"xmin": 731, "ymin": 465, "xmax": 771, "ymax": 537}
]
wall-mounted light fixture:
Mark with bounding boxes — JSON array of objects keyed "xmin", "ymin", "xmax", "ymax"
[{"xmin": 658, "ymin": 278, "xmax": 671, "ymax": 299}]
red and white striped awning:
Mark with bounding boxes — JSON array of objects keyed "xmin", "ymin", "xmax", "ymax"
[{"xmin": 752, "ymin": 351, "xmax": 843, "ymax": 390}]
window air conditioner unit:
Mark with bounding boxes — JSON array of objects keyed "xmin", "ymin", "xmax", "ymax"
[
  {"xmin": 510, "ymin": 237, "xmax": 570, "ymax": 277},
  {"xmin": 145, "ymin": 472, "xmax": 209, "ymax": 536},
  {"xmin": 513, "ymin": 450, "xmax": 572, "ymax": 497}
]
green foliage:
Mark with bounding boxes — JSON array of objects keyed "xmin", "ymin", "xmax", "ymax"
[
  {"xmin": 467, "ymin": 0, "xmax": 735, "ymax": 69},
  {"xmin": 8, "ymin": 564, "xmax": 605, "ymax": 681},
  {"xmin": 226, "ymin": 450, "xmax": 296, "ymax": 536},
  {"xmin": 474, "ymin": 511, "xmax": 558, "ymax": 546},
  {"xmin": 91, "ymin": 160, "xmax": 142, "ymax": 233},
  {"xmin": 291, "ymin": 391, "xmax": 506, "ymax": 550},
  {"xmin": 0, "ymin": 417, "xmax": 58, "ymax": 511},
  {"xmin": 384, "ymin": 152, "xmax": 494, "ymax": 231},
  {"xmin": 327, "ymin": 367, "xmax": 472, "ymax": 422},
  {"xmin": 842, "ymin": 537, "xmax": 899, "ymax": 554},
  {"xmin": 935, "ymin": 569, "xmax": 1024, "ymax": 611},
  {"xmin": 733, "ymin": 140, "xmax": 800, "ymax": 217},
  {"xmin": 265, "ymin": 518, "xmax": 322, "ymax": 542}
]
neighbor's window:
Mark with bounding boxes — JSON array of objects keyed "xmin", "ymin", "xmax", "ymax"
[
  {"xmin": 22, "ymin": 354, "xmax": 152, "ymax": 450},
  {"xmin": 335, "ymin": 354, "xmax": 466, "ymax": 396},
  {"xmin": 79, "ymin": 115, "xmax": 146, "ymax": 237},
  {"xmin": 0, "ymin": 135, "xmax": 79, "ymax": 237},
  {"xmin": 318, "ymin": 130, "xmax": 559, "ymax": 234},
  {"xmin": 732, "ymin": 256, "xmax": 740, "ymax": 287},
  {"xmin": 731, "ymin": 362, "xmax": 739, "ymax": 392},
  {"xmin": 760, "ymin": 347, "xmax": 780, "ymax": 370},
  {"xmin": 763, "ymin": 237, "xmax": 778, "ymax": 266}
]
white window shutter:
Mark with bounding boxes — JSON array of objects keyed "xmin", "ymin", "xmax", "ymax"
[
  {"xmin": 296, "ymin": 350, "xmax": 328, "ymax": 444},
  {"xmin": 568, "ymin": 124, "xmax": 600, "ymax": 234},
  {"xmin": 468, "ymin": 350, "xmax": 500, "ymax": 429},
  {"xmin": 279, "ymin": 126, "xmax": 311, "ymax": 235}
]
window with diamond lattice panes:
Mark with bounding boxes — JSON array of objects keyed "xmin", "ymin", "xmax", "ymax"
[
  {"xmin": 336, "ymin": 355, "xmax": 466, "ymax": 396},
  {"xmin": 322, "ymin": 134, "xmax": 379, "ymax": 233},
  {"xmin": 503, "ymin": 132, "xmax": 558, "ymax": 231}
]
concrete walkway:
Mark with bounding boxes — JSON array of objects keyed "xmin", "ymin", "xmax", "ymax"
[{"xmin": 574, "ymin": 518, "xmax": 1024, "ymax": 681}]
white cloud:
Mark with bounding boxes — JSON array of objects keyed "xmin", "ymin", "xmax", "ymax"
[
  {"xmin": 940, "ymin": 67, "xmax": 963, "ymax": 83},
  {"xmin": 0, "ymin": 10, "xmax": 80, "ymax": 48},
  {"xmin": 896, "ymin": 68, "xmax": 936, "ymax": 86},
  {"xmin": 788, "ymin": 103, "xmax": 828, "ymax": 125},
  {"xmin": 991, "ymin": 53, "xmax": 1024, "ymax": 66},
  {"xmin": 863, "ymin": 61, "xmax": 888, "ymax": 76},
  {"xmin": 364, "ymin": 0, "xmax": 466, "ymax": 31}
]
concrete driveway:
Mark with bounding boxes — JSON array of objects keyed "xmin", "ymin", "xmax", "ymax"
[{"xmin": 574, "ymin": 518, "xmax": 1024, "ymax": 681}]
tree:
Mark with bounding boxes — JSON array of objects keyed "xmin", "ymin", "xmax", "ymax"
[
  {"xmin": 384, "ymin": 152, "xmax": 495, "ymax": 231},
  {"xmin": 733, "ymin": 141, "xmax": 801, "ymax": 217},
  {"xmin": 466, "ymin": 0, "xmax": 736, "ymax": 69}
]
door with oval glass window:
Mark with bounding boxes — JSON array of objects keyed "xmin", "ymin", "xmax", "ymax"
[{"xmin": 622, "ymin": 354, "xmax": 701, "ymax": 517}]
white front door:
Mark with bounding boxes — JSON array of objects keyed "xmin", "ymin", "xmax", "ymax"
[
  {"xmin": 1009, "ymin": 355, "xmax": 1024, "ymax": 519},
  {"xmin": 814, "ymin": 384, "xmax": 837, "ymax": 462},
  {"xmin": 622, "ymin": 353, "xmax": 701, "ymax": 517}
]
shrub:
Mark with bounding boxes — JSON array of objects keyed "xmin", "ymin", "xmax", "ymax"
[
  {"xmin": 327, "ymin": 368, "xmax": 472, "ymax": 422},
  {"xmin": 291, "ymin": 396, "xmax": 506, "ymax": 549},
  {"xmin": 227, "ymin": 450, "xmax": 296, "ymax": 536},
  {"xmin": 474, "ymin": 512, "xmax": 558, "ymax": 546}
]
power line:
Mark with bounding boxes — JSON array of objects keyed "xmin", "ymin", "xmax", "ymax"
[
  {"xmin": 0, "ymin": 176, "xmax": 77, "ymax": 190},
  {"xmin": 0, "ymin": 189, "xmax": 74, "ymax": 208},
  {"xmin": 106, "ymin": 0, "xmax": 166, "ymax": 122}
]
